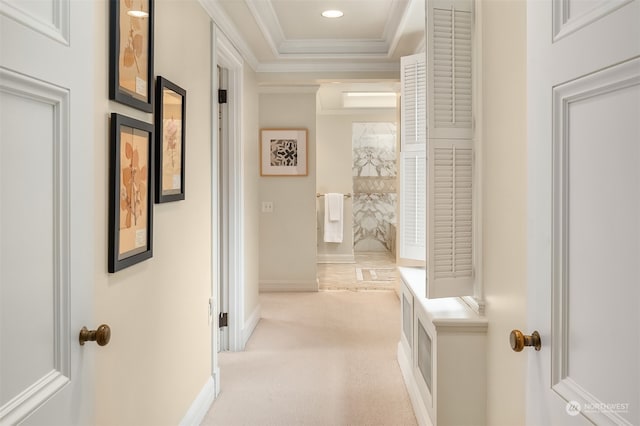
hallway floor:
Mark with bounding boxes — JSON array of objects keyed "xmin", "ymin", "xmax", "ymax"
[
  {"xmin": 317, "ymin": 251, "xmax": 400, "ymax": 291},
  {"xmin": 203, "ymin": 268, "xmax": 416, "ymax": 425}
]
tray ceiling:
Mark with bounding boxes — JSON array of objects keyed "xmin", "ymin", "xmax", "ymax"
[{"xmin": 202, "ymin": 0, "xmax": 425, "ymax": 73}]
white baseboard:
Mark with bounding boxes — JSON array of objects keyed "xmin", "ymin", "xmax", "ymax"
[
  {"xmin": 259, "ymin": 280, "xmax": 318, "ymax": 292},
  {"xmin": 316, "ymin": 253, "xmax": 356, "ymax": 264},
  {"xmin": 242, "ymin": 304, "xmax": 261, "ymax": 347},
  {"xmin": 179, "ymin": 376, "xmax": 216, "ymax": 426},
  {"xmin": 397, "ymin": 343, "xmax": 432, "ymax": 426}
]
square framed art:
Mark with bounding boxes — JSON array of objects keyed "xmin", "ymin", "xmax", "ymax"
[
  {"xmin": 260, "ymin": 128, "xmax": 308, "ymax": 176},
  {"xmin": 109, "ymin": 113, "xmax": 154, "ymax": 272}
]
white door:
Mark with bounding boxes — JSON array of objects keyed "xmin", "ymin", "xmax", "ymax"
[
  {"xmin": 1, "ymin": 1, "xmax": 96, "ymax": 424},
  {"xmin": 527, "ymin": 0, "xmax": 640, "ymax": 425}
]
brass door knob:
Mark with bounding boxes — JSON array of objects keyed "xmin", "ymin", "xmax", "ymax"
[
  {"xmin": 79, "ymin": 324, "xmax": 111, "ymax": 346},
  {"xmin": 510, "ymin": 329, "xmax": 541, "ymax": 352}
]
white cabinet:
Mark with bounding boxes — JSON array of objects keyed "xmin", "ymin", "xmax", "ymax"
[{"xmin": 398, "ymin": 267, "xmax": 487, "ymax": 426}]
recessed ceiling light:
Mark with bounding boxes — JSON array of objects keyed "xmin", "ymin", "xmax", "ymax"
[{"xmin": 322, "ymin": 10, "xmax": 344, "ymax": 18}]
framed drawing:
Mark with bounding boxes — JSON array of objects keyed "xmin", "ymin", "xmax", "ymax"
[
  {"xmin": 109, "ymin": 0, "xmax": 154, "ymax": 112},
  {"xmin": 155, "ymin": 76, "xmax": 186, "ymax": 203},
  {"xmin": 109, "ymin": 113, "xmax": 154, "ymax": 272},
  {"xmin": 260, "ymin": 128, "xmax": 308, "ymax": 176}
]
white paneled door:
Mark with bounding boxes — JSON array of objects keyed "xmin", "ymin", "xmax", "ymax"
[
  {"xmin": 527, "ymin": 0, "xmax": 640, "ymax": 425},
  {"xmin": 1, "ymin": 1, "xmax": 95, "ymax": 424}
]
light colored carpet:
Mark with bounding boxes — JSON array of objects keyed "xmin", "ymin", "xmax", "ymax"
[{"xmin": 202, "ymin": 291, "xmax": 417, "ymax": 426}]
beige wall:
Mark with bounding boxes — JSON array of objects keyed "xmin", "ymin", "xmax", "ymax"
[
  {"xmin": 243, "ymin": 66, "xmax": 260, "ymax": 319},
  {"xmin": 481, "ymin": 0, "xmax": 527, "ymax": 424},
  {"xmin": 258, "ymin": 92, "xmax": 317, "ymax": 290},
  {"xmin": 94, "ymin": 1, "xmax": 213, "ymax": 424},
  {"xmin": 316, "ymin": 112, "xmax": 397, "ymax": 259}
]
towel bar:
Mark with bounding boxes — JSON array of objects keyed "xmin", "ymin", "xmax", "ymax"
[{"xmin": 316, "ymin": 193, "xmax": 352, "ymax": 198}]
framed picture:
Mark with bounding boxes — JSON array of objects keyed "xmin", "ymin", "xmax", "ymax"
[
  {"xmin": 109, "ymin": 113, "xmax": 154, "ymax": 272},
  {"xmin": 260, "ymin": 128, "xmax": 308, "ymax": 176},
  {"xmin": 109, "ymin": 0, "xmax": 154, "ymax": 112},
  {"xmin": 155, "ymin": 76, "xmax": 186, "ymax": 203}
]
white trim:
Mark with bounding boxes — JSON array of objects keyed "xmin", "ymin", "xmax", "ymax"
[
  {"xmin": 242, "ymin": 304, "xmax": 261, "ymax": 347},
  {"xmin": 258, "ymin": 84, "xmax": 321, "ymax": 94},
  {"xmin": 259, "ymin": 280, "xmax": 319, "ymax": 292},
  {"xmin": 199, "ymin": 0, "xmax": 259, "ymax": 70},
  {"xmin": 316, "ymin": 254, "xmax": 356, "ymax": 264},
  {"xmin": 179, "ymin": 377, "xmax": 216, "ymax": 426},
  {"xmin": 214, "ymin": 25, "xmax": 246, "ymax": 353},
  {"xmin": 244, "ymin": 0, "xmax": 410, "ymax": 57},
  {"xmin": 279, "ymin": 39, "xmax": 389, "ymax": 55},
  {"xmin": 397, "ymin": 343, "xmax": 432, "ymax": 426},
  {"xmin": 212, "ymin": 366, "xmax": 220, "ymax": 398},
  {"xmin": 244, "ymin": 0, "xmax": 283, "ymax": 57},
  {"xmin": 471, "ymin": 0, "xmax": 484, "ymax": 307},
  {"xmin": 0, "ymin": 68, "xmax": 71, "ymax": 424},
  {"xmin": 552, "ymin": 0, "xmax": 632, "ymax": 42},
  {"xmin": 256, "ymin": 61, "xmax": 400, "ymax": 74},
  {"xmin": 550, "ymin": 58, "xmax": 640, "ymax": 426},
  {"xmin": 209, "ymin": 21, "xmax": 220, "ymax": 389},
  {"xmin": 0, "ymin": 0, "xmax": 69, "ymax": 45}
]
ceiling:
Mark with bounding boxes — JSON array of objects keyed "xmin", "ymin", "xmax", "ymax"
[{"xmin": 201, "ymin": 0, "xmax": 425, "ymax": 75}]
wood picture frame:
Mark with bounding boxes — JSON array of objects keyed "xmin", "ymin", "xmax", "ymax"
[
  {"xmin": 109, "ymin": 0, "xmax": 154, "ymax": 112},
  {"xmin": 155, "ymin": 76, "xmax": 186, "ymax": 203},
  {"xmin": 260, "ymin": 128, "xmax": 308, "ymax": 176},
  {"xmin": 109, "ymin": 113, "xmax": 154, "ymax": 272}
]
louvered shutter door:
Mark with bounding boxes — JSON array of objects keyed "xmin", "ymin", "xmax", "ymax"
[
  {"xmin": 401, "ymin": 54, "xmax": 426, "ymax": 152},
  {"xmin": 400, "ymin": 151, "xmax": 426, "ymax": 260},
  {"xmin": 426, "ymin": 0, "xmax": 475, "ymax": 298},
  {"xmin": 399, "ymin": 53, "xmax": 426, "ymax": 262},
  {"xmin": 427, "ymin": 0, "xmax": 473, "ymax": 140},
  {"xmin": 427, "ymin": 139, "xmax": 473, "ymax": 297}
]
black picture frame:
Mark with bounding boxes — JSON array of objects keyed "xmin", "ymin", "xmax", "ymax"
[
  {"xmin": 155, "ymin": 76, "xmax": 186, "ymax": 203},
  {"xmin": 109, "ymin": 0, "xmax": 154, "ymax": 112},
  {"xmin": 109, "ymin": 113, "xmax": 154, "ymax": 272}
]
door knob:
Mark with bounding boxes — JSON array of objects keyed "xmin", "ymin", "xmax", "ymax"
[
  {"xmin": 509, "ymin": 329, "xmax": 541, "ymax": 352},
  {"xmin": 79, "ymin": 324, "xmax": 111, "ymax": 346}
]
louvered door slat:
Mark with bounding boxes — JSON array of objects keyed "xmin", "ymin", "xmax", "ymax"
[
  {"xmin": 428, "ymin": 0, "xmax": 473, "ymax": 139},
  {"xmin": 427, "ymin": 138, "xmax": 474, "ymax": 298},
  {"xmin": 400, "ymin": 53, "xmax": 427, "ymax": 262}
]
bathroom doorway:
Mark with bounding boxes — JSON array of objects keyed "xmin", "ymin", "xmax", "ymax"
[{"xmin": 315, "ymin": 82, "xmax": 401, "ymax": 291}]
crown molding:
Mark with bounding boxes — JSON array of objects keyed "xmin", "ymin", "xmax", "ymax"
[
  {"xmin": 246, "ymin": 0, "xmax": 412, "ymax": 58},
  {"xmin": 278, "ymin": 39, "xmax": 389, "ymax": 55},
  {"xmin": 244, "ymin": 0, "xmax": 283, "ymax": 57},
  {"xmin": 382, "ymin": 0, "xmax": 413, "ymax": 47},
  {"xmin": 258, "ymin": 84, "xmax": 321, "ymax": 94},
  {"xmin": 387, "ymin": 0, "xmax": 420, "ymax": 56},
  {"xmin": 198, "ymin": 0, "xmax": 260, "ymax": 70},
  {"xmin": 199, "ymin": 0, "xmax": 408, "ymax": 75},
  {"xmin": 256, "ymin": 61, "xmax": 400, "ymax": 73}
]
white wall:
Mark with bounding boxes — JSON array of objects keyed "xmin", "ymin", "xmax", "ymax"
[
  {"xmin": 481, "ymin": 1, "xmax": 527, "ymax": 424},
  {"xmin": 93, "ymin": 1, "xmax": 213, "ymax": 424},
  {"xmin": 258, "ymin": 91, "xmax": 318, "ymax": 291},
  {"xmin": 316, "ymin": 112, "xmax": 397, "ymax": 261}
]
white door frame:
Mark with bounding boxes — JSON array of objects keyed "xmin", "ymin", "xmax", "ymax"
[{"xmin": 211, "ymin": 25, "xmax": 245, "ymax": 371}]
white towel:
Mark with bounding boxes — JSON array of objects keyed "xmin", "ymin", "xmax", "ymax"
[{"xmin": 324, "ymin": 193, "xmax": 343, "ymax": 243}]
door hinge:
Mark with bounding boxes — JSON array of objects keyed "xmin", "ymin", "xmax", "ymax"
[
  {"xmin": 218, "ymin": 89, "xmax": 228, "ymax": 104},
  {"xmin": 218, "ymin": 312, "xmax": 228, "ymax": 328}
]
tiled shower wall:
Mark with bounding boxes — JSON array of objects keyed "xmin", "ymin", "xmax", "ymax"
[{"xmin": 352, "ymin": 122, "xmax": 397, "ymax": 251}]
